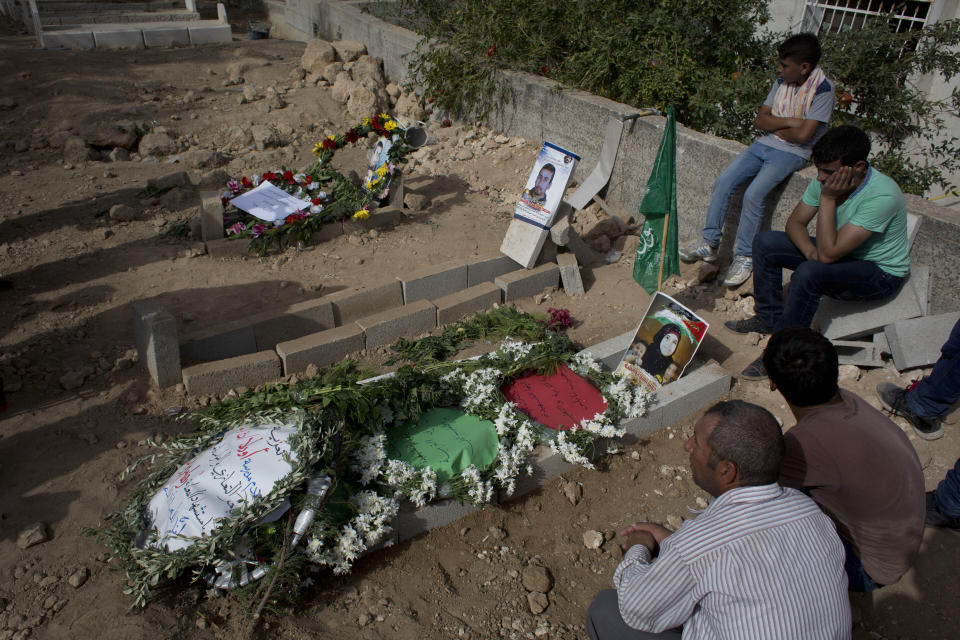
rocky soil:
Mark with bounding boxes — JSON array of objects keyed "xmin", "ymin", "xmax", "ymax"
[{"xmin": 0, "ymin": 16, "xmax": 956, "ymax": 640}]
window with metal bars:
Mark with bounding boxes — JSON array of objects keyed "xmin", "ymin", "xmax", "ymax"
[{"xmin": 802, "ymin": 0, "xmax": 932, "ymax": 34}]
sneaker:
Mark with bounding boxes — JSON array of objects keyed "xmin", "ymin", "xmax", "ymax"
[
  {"xmin": 740, "ymin": 356, "xmax": 768, "ymax": 381},
  {"xmin": 722, "ymin": 255, "xmax": 753, "ymax": 287},
  {"xmin": 679, "ymin": 239, "xmax": 718, "ymax": 264},
  {"xmin": 925, "ymin": 491, "xmax": 960, "ymax": 529},
  {"xmin": 724, "ymin": 316, "xmax": 772, "ymax": 335},
  {"xmin": 875, "ymin": 382, "xmax": 943, "ymax": 440}
]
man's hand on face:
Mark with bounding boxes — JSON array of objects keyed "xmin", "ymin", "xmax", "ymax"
[
  {"xmin": 618, "ymin": 522, "xmax": 674, "ymax": 555},
  {"xmin": 820, "ymin": 165, "xmax": 857, "ymax": 201}
]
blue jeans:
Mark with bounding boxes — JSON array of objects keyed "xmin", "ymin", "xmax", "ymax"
[
  {"xmin": 702, "ymin": 142, "xmax": 807, "ymax": 257},
  {"xmin": 934, "ymin": 458, "xmax": 960, "ymax": 519},
  {"xmin": 842, "ymin": 537, "xmax": 883, "ymax": 592},
  {"xmin": 906, "ymin": 318, "xmax": 960, "ymax": 418},
  {"xmin": 753, "ymin": 231, "xmax": 905, "ymax": 332}
]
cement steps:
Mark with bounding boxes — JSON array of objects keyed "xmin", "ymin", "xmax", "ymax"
[{"xmin": 41, "ymin": 18, "xmax": 231, "ymax": 48}]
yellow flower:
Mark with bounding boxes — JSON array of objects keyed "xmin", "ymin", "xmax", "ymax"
[
  {"xmin": 361, "ymin": 117, "xmax": 372, "ymax": 126},
  {"xmin": 365, "ymin": 181, "xmax": 377, "ymax": 190},
  {"xmin": 326, "ymin": 134, "xmax": 335, "ymax": 141},
  {"xmin": 376, "ymin": 165, "xmax": 388, "ymax": 178},
  {"xmin": 379, "ymin": 112, "xmax": 391, "ymax": 120},
  {"xmin": 383, "ymin": 120, "xmax": 398, "ymax": 131},
  {"xmin": 312, "ymin": 141, "xmax": 324, "ymax": 155},
  {"xmin": 353, "ymin": 209, "xmax": 370, "ymax": 220}
]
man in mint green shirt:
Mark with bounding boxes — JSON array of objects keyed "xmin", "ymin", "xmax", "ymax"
[{"xmin": 725, "ymin": 125, "xmax": 909, "ymax": 380}]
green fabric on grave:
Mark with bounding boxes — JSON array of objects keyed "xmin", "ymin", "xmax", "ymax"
[{"xmin": 386, "ymin": 407, "xmax": 499, "ymax": 483}]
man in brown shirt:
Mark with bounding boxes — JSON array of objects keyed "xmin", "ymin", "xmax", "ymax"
[{"xmin": 763, "ymin": 328, "xmax": 925, "ymax": 590}]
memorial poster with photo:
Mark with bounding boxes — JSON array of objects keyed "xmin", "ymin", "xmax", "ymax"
[
  {"xmin": 615, "ymin": 292, "xmax": 709, "ymax": 392},
  {"xmin": 364, "ymin": 137, "xmax": 394, "ymax": 203},
  {"xmin": 514, "ymin": 142, "xmax": 580, "ymax": 229}
]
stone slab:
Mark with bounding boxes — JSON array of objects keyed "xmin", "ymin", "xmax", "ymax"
[
  {"xmin": 92, "ymin": 28, "xmax": 144, "ymax": 49},
  {"xmin": 180, "ymin": 322, "xmax": 256, "ymax": 362},
  {"xmin": 831, "ymin": 339, "xmax": 884, "ymax": 368},
  {"xmin": 182, "ymin": 350, "xmax": 281, "ymax": 396},
  {"xmin": 326, "ymin": 280, "xmax": 404, "ymax": 325},
  {"xmin": 885, "ymin": 311, "xmax": 960, "ymax": 371},
  {"xmin": 814, "ymin": 266, "xmax": 929, "ymax": 340},
  {"xmin": 874, "ymin": 331, "xmax": 890, "ymax": 355},
  {"xmin": 252, "ymin": 299, "xmax": 336, "ymax": 350},
  {"xmin": 395, "ymin": 498, "xmax": 484, "ymax": 543},
  {"xmin": 494, "ymin": 263, "xmax": 560, "ymax": 302},
  {"xmin": 205, "ymin": 237, "xmax": 249, "ymax": 259},
  {"xmin": 187, "ymin": 23, "xmax": 231, "ymax": 44},
  {"xmin": 556, "ymin": 252, "xmax": 584, "ymax": 295},
  {"xmin": 500, "ymin": 218, "xmax": 549, "ymax": 269},
  {"xmin": 355, "ymin": 299, "xmax": 437, "ymax": 348},
  {"xmin": 200, "ymin": 191, "xmax": 224, "ymax": 242},
  {"xmin": 466, "ymin": 254, "xmax": 522, "ymax": 287},
  {"xmin": 131, "ymin": 300, "xmax": 181, "ymax": 388},
  {"xmin": 907, "ymin": 213, "xmax": 921, "ymax": 249},
  {"xmin": 42, "ymin": 30, "xmax": 95, "ymax": 49},
  {"xmin": 142, "ymin": 25, "xmax": 190, "ymax": 47},
  {"xmin": 433, "ymin": 282, "xmax": 502, "ymax": 325},
  {"xmin": 398, "ymin": 260, "xmax": 468, "ymax": 304},
  {"xmin": 276, "ymin": 324, "xmax": 365, "ymax": 374}
]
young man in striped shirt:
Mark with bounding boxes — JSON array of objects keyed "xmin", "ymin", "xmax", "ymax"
[{"xmin": 586, "ymin": 400, "xmax": 850, "ymax": 640}]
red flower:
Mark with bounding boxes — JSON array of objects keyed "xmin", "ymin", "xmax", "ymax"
[
  {"xmin": 321, "ymin": 138, "xmax": 336, "ymax": 150},
  {"xmin": 311, "ymin": 197, "xmax": 323, "ymax": 205},
  {"xmin": 282, "ymin": 170, "xmax": 294, "ymax": 184},
  {"xmin": 541, "ymin": 65, "xmax": 549, "ymax": 74},
  {"xmin": 486, "ymin": 45, "xmax": 496, "ymax": 57},
  {"xmin": 262, "ymin": 171, "xmax": 276, "ymax": 181},
  {"xmin": 304, "ymin": 175, "xmax": 312, "ymax": 184},
  {"xmin": 345, "ymin": 129, "xmax": 360, "ymax": 143},
  {"xmin": 221, "ymin": 196, "xmax": 229, "ymax": 206},
  {"xmin": 240, "ymin": 176, "xmax": 252, "ymax": 188}
]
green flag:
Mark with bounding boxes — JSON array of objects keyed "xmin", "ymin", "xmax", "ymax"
[{"xmin": 633, "ymin": 105, "xmax": 680, "ymax": 294}]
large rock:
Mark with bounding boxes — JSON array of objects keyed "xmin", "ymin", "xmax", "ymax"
[
  {"xmin": 333, "ymin": 40, "xmax": 366, "ymax": 62},
  {"xmin": 350, "ymin": 55, "xmax": 386, "ymax": 91},
  {"xmin": 301, "ymin": 39, "xmax": 336, "ymax": 74},
  {"xmin": 179, "ymin": 149, "xmax": 230, "ymax": 169},
  {"xmin": 346, "ymin": 86, "xmax": 388, "ymax": 120},
  {"xmin": 17, "ymin": 523, "xmax": 48, "ymax": 549},
  {"xmin": 321, "ymin": 61, "xmax": 344, "ymax": 82},
  {"xmin": 109, "ymin": 204, "xmax": 138, "ymax": 222},
  {"xmin": 139, "ymin": 132, "xmax": 177, "ymax": 157},
  {"xmin": 83, "ymin": 119, "xmax": 138, "ymax": 149},
  {"xmin": 394, "ymin": 92, "xmax": 426, "ymax": 121},
  {"xmin": 521, "ymin": 565, "xmax": 552, "ymax": 593},
  {"xmin": 63, "ymin": 136, "xmax": 98, "ymax": 164},
  {"xmin": 331, "ymin": 72, "xmax": 359, "ymax": 104},
  {"xmin": 250, "ymin": 125, "xmax": 280, "ymax": 150}
]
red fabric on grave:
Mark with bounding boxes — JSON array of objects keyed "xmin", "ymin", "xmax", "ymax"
[{"xmin": 501, "ymin": 363, "xmax": 607, "ymax": 431}]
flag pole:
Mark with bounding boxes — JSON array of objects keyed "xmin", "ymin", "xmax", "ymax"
[{"xmin": 656, "ymin": 212, "xmax": 669, "ymax": 291}]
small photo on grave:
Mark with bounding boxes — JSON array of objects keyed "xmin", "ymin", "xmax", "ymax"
[
  {"xmin": 515, "ymin": 142, "xmax": 579, "ymax": 229},
  {"xmin": 364, "ymin": 137, "xmax": 394, "ymax": 204},
  {"xmin": 615, "ymin": 292, "xmax": 709, "ymax": 391}
]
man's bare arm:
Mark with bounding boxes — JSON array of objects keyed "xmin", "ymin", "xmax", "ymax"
[
  {"xmin": 753, "ymin": 105, "xmax": 802, "ymax": 132},
  {"xmin": 785, "ymin": 200, "xmax": 819, "ymax": 261},
  {"xmin": 814, "ymin": 166, "xmax": 873, "ymax": 263}
]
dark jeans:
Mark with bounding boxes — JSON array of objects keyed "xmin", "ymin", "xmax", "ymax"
[
  {"xmin": 842, "ymin": 537, "xmax": 883, "ymax": 593},
  {"xmin": 906, "ymin": 318, "xmax": 960, "ymax": 419},
  {"xmin": 934, "ymin": 458, "xmax": 960, "ymax": 519},
  {"xmin": 753, "ymin": 231, "xmax": 905, "ymax": 332},
  {"xmin": 586, "ymin": 590, "xmax": 683, "ymax": 640}
]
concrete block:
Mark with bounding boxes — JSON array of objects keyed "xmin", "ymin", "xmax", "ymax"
[
  {"xmin": 200, "ymin": 191, "xmax": 224, "ymax": 241},
  {"xmin": 131, "ymin": 300, "xmax": 181, "ymax": 388},
  {"xmin": 466, "ymin": 254, "xmax": 522, "ymax": 286},
  {"xmin": 326, "ymin": 280, "xmax": 404, "ymax": 325},
  {"xmin": 913, "ymin": 264, "xmax": 932, "ymax": 315},
  {"xmin": 495, "ymin": 263, "xmax": 560, "ymax": 302},
  {"xmin": 92, "ymin": 28, "xmax": 144, "ymax": 50},
  {"xmin": 276, "ymin": 324, "xmax": 365, "ymax": 374},
  {"xmin": 205, "ymin": 236, "xmax": 249, "ymax": 259},
  {"xmin": 577, "ymin": 330, "xmax": 635, "ymax": 371},
  {"xmin": 251, "ymin": 299, "xmax": 336, "ymax": 350},
  {"xmin": 342, "ymin": 207, "xmax": 402, "ymax": 235},
  {"xmin": 831, "ymin": 339, "xmax": 884, "ymax": 368},
  {"xmin": 907, "ymin": 213, "xmax": 921, "ymax": 249},
  {"xmin": 395, "ymin": 498, "xmax": 482, "ymax": 543},
  {"xmin": 180, "ymin": 322, "xmax": 256, "ymax": 362},
  {"xmin": 885, "ymin": 312, "xmax": 960, "ymax": 371},
  {"xmin": 814, "ymin": 266, "xmax": 929, "ymax": 340},
  {"xmin": 187, "ymin": 23, "xmax": 231, "ymax": 45},
  {"xmin": 356, "ymin": 299, "xmax": 437, "ymax": 348},
  {"xmin": 556, "ymin": 252, "xmax": 584, "ymax": 295},
  {"xmin": 874, "ymin": 331, "xmax": 890, "ymax": 355},
  {"xmin": 398, "ymin": 260, "xmax": 468, "ymax": 304},
  {"xmin": 500, "ymin": 218, "xmax": 549, "ymax": 269},
  {"xmin": 313, "ymin": 221, "xmax": 343, "ymax": 243},
  {"xmin": 182, "ymin": 350, "xmax": 281, "ymax": 396},
  {"xmin": 43, "ymin": 30, "xmax": 95, "ymax": 50},
  {"xmin": 434, "ymin": 282, "xmax": 502, "ymax": 325}
]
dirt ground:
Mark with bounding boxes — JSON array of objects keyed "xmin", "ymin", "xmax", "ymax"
[{"xmin": 0, "ymin": 17, "xmax": 957, "ymax": 640}]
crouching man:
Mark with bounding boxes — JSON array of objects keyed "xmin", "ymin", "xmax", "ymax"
[{"xmin": 586, "ymin": 401, "xmax": 850, "ymax": 640}]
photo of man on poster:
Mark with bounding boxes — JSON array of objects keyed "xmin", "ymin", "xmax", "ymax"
[{"xmin": 522, "ymin": 163, "xmax": 555, "ymax": 206}]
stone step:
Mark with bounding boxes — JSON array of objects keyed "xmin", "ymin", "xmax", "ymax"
[
  {"xmin": 41, "ymin": 19, "xmax": 231, "ymax": 49},
  {"xmin": 35, "ymin": 0, "xmax": 184, "ymax": 12},
  {"xmin": 41, "ymin": 10, "xmax": 199, "ymax": 25}
]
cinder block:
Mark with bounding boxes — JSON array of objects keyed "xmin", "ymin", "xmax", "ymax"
[
  {"xmin": 205, "ymin": 236, "xmax": 249, "ymax": 259},
  {"xmin": 831, "ymin": 339, "xmax": 884, "ymax": 368},
  {"xmin": 434, "ymin": 282, "xmax": 502, "ymax": 325},
  {"xmin": 556, "ymin": 252, "xmax": 584, "ymax": 295},
  {"xmin": 326, "ymin": 280, "xmax": 404, "ymax": 325},
  {"xmin": 276, "ymin": 324, "xmax": 365, "ymax": 374},
  {"xmin": 92, "ymin": 29, "xmax": 144, "ymax": 50},
  {"xmin": 200, "ymin": 191, "xmax": 224, "ymax": 241},
  {"xmin": 143, "ymin": 26, "xmax": 190, "ymax": 47},
  {"xmin": 500, "ymin": 218, "xmax": 549, "ymax": 269},
  {"xmin": 180, "ymin": 322, "xmax": 256, "ymax": 362},
  {"xmin": 398, "ymin": 260, "xmax": 468, "ymax": 304},
  {"xmin": 188, "ymin": 23, "xmax": 231, "ymax": 45},
  {"xmin": 131, "ymin": 300, "xmax": 182, "ymax": 388},
  {"xmin": 43, "ymin": 30, "xmax": 95, "ymax": 50},
  {"xmin": 251, "ymin": 299, "xmax": 336, "ymax": 350},
  {"xmin": 885, "ymin": 311, "xmax": 960, "ymax": 371},
  {"xmin": 182, "ymin": 350, "xmax": 281, "ymax": 396},
  {"xmin": 466, "ymin": 254, "xmax": 522, "ymax": 286},
  {"xmin": 395, "ymin": 498, "xmax": 483, "ymax": 543},
  {"xmin": 495, "ymin": 262, "xmax": 560, "ymax": 302},
  {"xmin": 356, "ymin": 299, "xmax": 437, "ymax": 348},
  {"xmin": 814, "ymin": 266, "xmax": 929, "ymax": 340}
]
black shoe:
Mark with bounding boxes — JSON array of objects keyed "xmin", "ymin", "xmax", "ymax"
[
  {"xmin": 875, "ymin": 382, "xmax": 943, "ymax": 440},
  {"xmin": 724, "ymin": 316, "xmax": 772, "ymax": 335},
  {"xmin": 925, "ymin": 491, "xmax": 960, "ymax": 529},
  {"xmin": 740, "ymin": 356, "xmax": 768, "ymax": 381}
]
